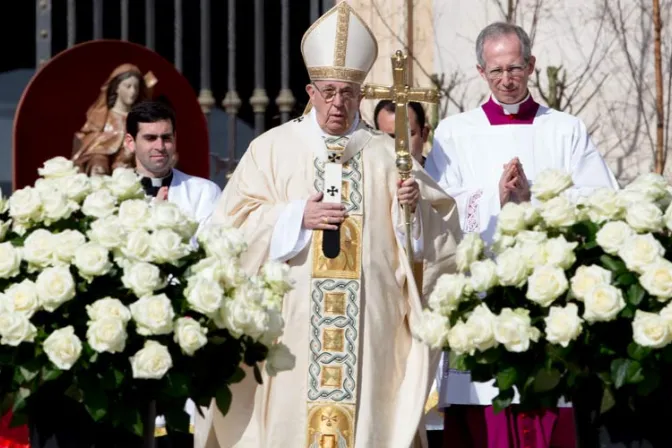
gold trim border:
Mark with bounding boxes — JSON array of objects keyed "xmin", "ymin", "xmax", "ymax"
[{"xmin": 308, "ymin": 67, "xmax": 367, "ymax": 84}]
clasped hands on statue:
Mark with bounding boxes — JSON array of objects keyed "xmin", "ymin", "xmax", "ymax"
[
  {"xmin": 302, "ymin": 178, "xmax": 420, "ymax": 230},
  {"xmin": 499, "ymin": 157, "xmax": 531, "ymax": 207}
]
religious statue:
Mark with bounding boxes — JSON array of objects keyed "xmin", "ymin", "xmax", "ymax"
[{"xmin": 71, "ymin": 64, "xmax": 157, "ymax": 175}]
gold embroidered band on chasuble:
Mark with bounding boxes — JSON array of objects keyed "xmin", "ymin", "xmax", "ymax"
[{"xmin": 306, "ymin": 142, "xmax": 364, "ymax": 448}]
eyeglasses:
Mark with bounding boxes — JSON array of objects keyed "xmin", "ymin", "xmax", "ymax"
[
  {"xmin": 485, "ymin": 64, "xmax": 528, "ymax": 80},
  {"xmin": 312, "ymin": 83, "xmax": 358, "ymax": 102}
]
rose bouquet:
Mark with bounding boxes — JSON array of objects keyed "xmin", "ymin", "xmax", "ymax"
[
  {"xmin": 0, "ymin": 157, "xmax": 295, "ymax": 441},
  {"xmin": 415, "ymin": 169, "xmax": 672, "ymax": 429}
]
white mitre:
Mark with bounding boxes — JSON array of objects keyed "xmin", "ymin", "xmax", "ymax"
[{"xmin": 301, "ymin": 1, "xmax": 378, "ymax": 85}]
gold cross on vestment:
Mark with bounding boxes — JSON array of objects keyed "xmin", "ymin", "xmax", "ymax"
[{"xmin": 362, "ymin": 50, "xmax": 439, "ymax": 265}]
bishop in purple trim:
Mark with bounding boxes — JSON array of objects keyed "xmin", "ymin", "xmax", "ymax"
[{"xmin": 426, "ymin": 22, "xmax": 619, "ymax": 448}]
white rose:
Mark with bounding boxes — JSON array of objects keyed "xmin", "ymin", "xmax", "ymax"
[
  {"xmin": 87, "ymin": 317, "xmax": 127, "ymax": 353},
  {"xmin": 493, "ymin": 308, "xmax": 541, "ymax": 352},
  {"xmin": 120, "ymin": 229, "xmax": 153, "ymax": 262},
  {"xmin": 3, "ymin": 280, "xmax": 40, "ymax": 317},
  {"xmin": 259, "ymin": 310, "xmax": 285, "ymax": 346},
  {"xmin": 198, "ymin": 225, "xmax": 247, "ymax": 259},
  {"xmin": 0, "ymin": 190, "xmax": 7, "ymax": 214},
  {"xmin": 44, "ymin": 326, "xmax": 82, "ymax": 370},
  {"xmin": 632, "ymin": 310, "xmax": 672, "ymax": 349},
  {"xmin": 150, "ymin": 229, "xmax": 191, "ymax": 264},
  {"xmin": 447, "ymin": 320, "xmax": 475, "ymax": 355},
  {"xmin": 496, "ymin": 247, "xmax": 530, "ymax": 288},
  {"xmin": 52, "ymin": 230, "xmax": 86, "ymax": 264},
  {"xmin": 539, "ymin": 196, "xmax": 577, "ymax": 228},
  {"xmin": 518, "ymin": 242, "xmax": 548, "ymax": 270},
  {"xmin": 130, "ymin": 340, "xmax": 173, "ymax": 379},
  {"xmin": 261, "ymin": 261, "xmax": 294, "ymax": 296},
  {"xmin": 639, "ymin": 259, "xmax": 672, "ymax": 302},
  {"xmin": 618, "ymin": 233, "xmax": 665, "ymax": 274},
  {"xmin": 584, "ymin": 188, "xmax": 623, "ymax": 223},
  {"xmin": 544, "ymin": 236, "xmax": 578, "ymax": 269},
  {"xmin": 121, "ymin": 262, "xmax": 165, "ymax": 298},
  {"xmin": 530, "ymin": 169, "xmax": 573, "ymax": 201},
  {"xmin": 570, "ymin": 265, "xmax": 612, "ymax": 301},
  {"xmin": 39, "ymin": 189, "xmax": 78, "ymax": 224},
  {"xmin": 464, "ymin": 304, "xmax": 497, "ymax": 352},
  {"xmin": 22, "ymin": 229, "xmax": 55, "ymax": 271},
  {"xmin": 0, "ymin": 313, "xmax": 37, "ymax": 346},
  {"xmin": 88, "ymin": 216, "xmax": 127, "ymax": 250},
  {"xmin": 129, "ymin": 293, "xmax": 175, "ymax": 336},
  {"xmin": 596, "ymin": 221, "xmax": 635, "ymax": 255},
  {"xmin": 456, "ymin": 233, "xmax": 485, "ymax": 272},
  {"xmin": 81, "ymin": 190, "xmax": 117, "ymax": 219},
  {"xmin": 185, "ymin": 276, "xmax": 224, "ymax": 315},
  {"xmin": 0, "ymin": 242, "xmax": 21, "ymax": 279},
  {"xmin": 428, "ymin": 273, "xmax": 468, "ymax": 315},
  {"xmin": 498, "ymin": 203, "xmax": 527, "ymax": 235},
  {"xmin": 34, "ymin": 178, "xmax": 59, "ymax": 194},
  {"xmin": 625, "ymin": 202, "xmax": 664, "ymax": 233},
  {"xmin": 625, "ymin": 173, "xmax": 668, "ymax": 202},
  {"xmin": 520, "ymin": 202, "xmax": 541, "ymax": 226},
  {"xmin": 9, "ymin": 187, "xmax": 43, "ymax": 224},
  {"xmin": 617, "ymin": 189, "xmax": 653, "ymax": 208},
  {"xmin": 174, "ymin": 317, "xmax": 208, "ymax": 356},
  {"xmin": 492, "ymin": 231, "xmax": 516, "ymax": 254},
  {"xmin": 86, "ymin": 297, "xmax": 132, "ymax": 322},
  {"xmin": 526, "ymin": 265, "xmax": 568, "ymax": 307},
  {"xmin": 89, "ymin": 175, "xmax": 107, "ymax": 191},
  {"xmin": 107, "ymin": 168, "xmax": 144, "ymax": 200},
  {"xmin": 516, "ymin": 230, "xmax": 547, "ymax": 246},
  {"xmin": 38, "ymin": 157, "xmax": 79, "ymax": 178},
  {"xmin": 544, "ymin": 303, "xmax": 583, "ymax": 347},
  {"xmin": 73, "ymin": 243, "xmax": 112, "ymax": 282},
  {"xmin": 58, "ymin": 173, "xmax": 92, "ymax": 202},
  {"xmin": 583, "ymin": 284, "xmax": 626, "ymax": 322},
  {"xmin": 150, "ymin": 201, "xmax": 192, "ymax": 236},
  {"xmin": 470, "ymin": 259, "xmax": 499, "ymax": 293},
  {"xmin": 265, "ymin": 342, "xmax": 296, "ymax": 376},
  {"xmin": 36, "ymin": 266, "xmax": 76, "ymax": 312},
  {"xmin": 219, "ymin": 299, "xmax": 268, "ymax": 340},
  {"xmin": 660, "ymin": 302, "xmax": 672, "ymax": 325},
  {"xmin": 118, "ymin": 199, "xmax": 152, "ymax": 230}
]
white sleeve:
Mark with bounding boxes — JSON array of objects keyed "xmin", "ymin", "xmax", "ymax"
[
  {"xmin": 393, "ymin": 196, "xmax": 423, "ymax": 259},
  {"xmin": 425, "ymin": 122, "xmax": 500, "ymax": 239},
  {"xmin": 566, "ymin": 118, "xmax": 620, "ymax": 199},
  {"xmin": 269, "ymin": 199, "xmax": 312, "ymax": 262}
]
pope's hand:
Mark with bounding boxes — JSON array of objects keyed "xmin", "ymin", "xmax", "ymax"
[
  {"xmin": 302, "ymin": 192, "xmax": 347, "ymax": 230},
  {"xmin": 397, "ymin": 178, "xmax": 420, "ymax": 213}
]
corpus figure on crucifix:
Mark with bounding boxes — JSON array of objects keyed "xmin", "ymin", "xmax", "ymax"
[{"xmin": 193, "ymin": 2, "xmax": 461, "ymax": 448}]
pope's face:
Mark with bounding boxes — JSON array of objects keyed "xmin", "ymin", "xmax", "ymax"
[
  {"xmin": 307, "ymin": 81, "xmax": 361, "ymax": 135},
  {"xmin": 477, "ymin": 34, "xmax": 535, "ymax": 104},
  {"xmin": 124, "ymin": 119, "xmax": 176, "ymax": 178}
]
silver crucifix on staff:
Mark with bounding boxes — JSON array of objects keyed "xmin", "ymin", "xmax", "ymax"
[{"xmin": 362, "ymin": 50, "xmax": 440, "ymax": 265}]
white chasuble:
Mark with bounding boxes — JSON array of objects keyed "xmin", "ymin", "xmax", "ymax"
[{"xmin": 194, "ymin": 113, "xmax": 461, "ymax": 448}]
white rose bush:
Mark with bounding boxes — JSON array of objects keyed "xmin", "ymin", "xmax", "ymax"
[
  {"xmin": 0, "ymin": 157, "xmax": 295, "ymax": 437},
  {"xmin": 416, "ymin": 169, "xmax": 672, "ymax": 416}
]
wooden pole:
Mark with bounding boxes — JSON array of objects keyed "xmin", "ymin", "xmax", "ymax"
[{"xmin": 653, "ymin": 0, "xmax": 666, "ymax": 174}]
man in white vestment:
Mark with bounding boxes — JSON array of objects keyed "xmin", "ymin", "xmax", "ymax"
[
  {"xmin": 194, "ymin": 3, "xmax": 461, "ymax": 448},
  {"xmin": 124, "ymin": 100, "xmax": 221, "ymax": 227},
  {"xmin": 124, "ymin": 100, "xmax": 221, "ymax": 446},
  {"xmin": 424, "ymin": 22, "xmax": 619, "ymax": 448}
]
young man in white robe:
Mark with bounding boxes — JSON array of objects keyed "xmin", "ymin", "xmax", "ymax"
[
  {"xmin": 193, "ymin": 3, "xmax": 462, "ymax": 448},
  {"xmin": 123, "ymin": 100, "xmax": 221, "ymax": 446},
  {"xmin": 424, "ymin": 22, "xmax": 619, "ymax": 448}
]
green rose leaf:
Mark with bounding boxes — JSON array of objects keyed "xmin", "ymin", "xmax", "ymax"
[
  {"xmin": 496, "ymin": 367, "xmax": 518, "ymax": 391},
  {"xmin": 492, "ymin": 388, "xmax": 515, "ymax": 413},
  {"xmin": 600, "ymin": 387, "xmax": 616, "ymax": 414},
  {"xmin": 215, "ymin": 385, "xmax": 232, "ymax": 416},
  {"xmin": 533, "ymin": 368, "xmax": 561, "ymax": 393},
  {"xmin": 229, "ymin": 366, "xmax": 246, "ymax": 384},
  {"xmin": 627, "ymin": 342, "xmax": 651, "ymax": 361},
  {"xmin": 610, "ymin": 358, "xmax": 644, "ymax": 389},
  {"xmin": 636, "ymin": 369, "xmax": 660, "ymax": 396},
  {"xmin": 626, "ymin": 283, "xmax": 646, "ymax": 306},
  {"xmin": 599, "ymin": 255, "xmax": 627, "ymax": 275}
]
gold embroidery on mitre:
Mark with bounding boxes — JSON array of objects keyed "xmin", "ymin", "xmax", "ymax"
[
  {"xmin": 323, "ymin": 328, "xmax": 345, "ymax": 352},
  {"xmin": 312, "ymin": 215, "xmax": 362, "ymax": 280},
  {"xmin": 333, "ymin": 4, "xmax": 349, "ymax": 67},
  {"xmin": 307, "ymin": 403, "xmax": 355, "ymax": 448},
  {"xmin": 307, "ymin": 67, "xmax": 367, "ymax": 84},
  {"xmin": 324, "ymin": 292, "xmax": 346, "ymax": 315}
]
